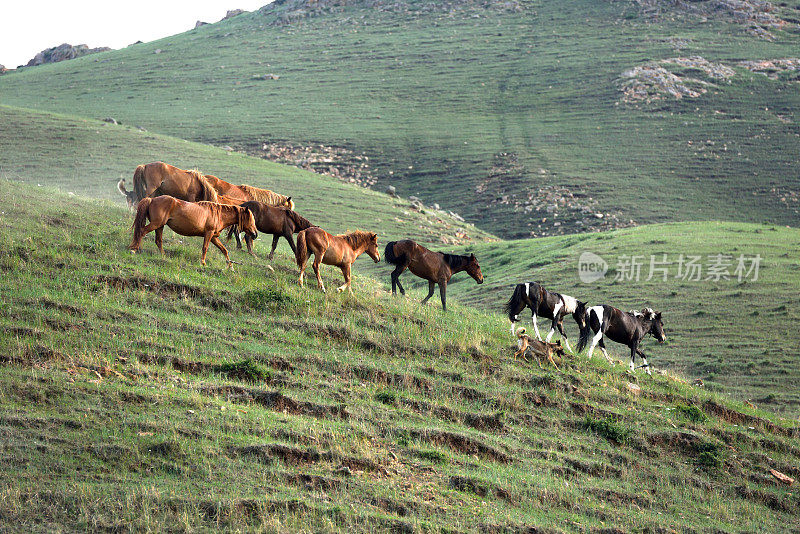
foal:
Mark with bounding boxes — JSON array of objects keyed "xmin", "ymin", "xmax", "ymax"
[
  {"xmin": 504, "ymin": 282, "xmax": 586, "ymax": 352},
  {"xmin": 384, "ymin": 239, "xmax": 483, "ymax": 311},
  {"xmin": 129, "ymin": 196, "xmax": 257, "ymax": 267},
  {"xmin": 577, "ymin": 306, "xmax": 666, "ymax": 374},
  {"xmin": 295, "ymin": 227, "xmax": 380, "ymax": 293}
]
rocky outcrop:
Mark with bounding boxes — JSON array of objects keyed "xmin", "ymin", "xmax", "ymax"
[
  {"xmin": 222, "ymin": 9, "xmax": 246, "ymax": 20},
  {"xmin": 620, "ymin": 56, "xmax": 735, "ymax": 103},
  {"xmin": 0, "ymin": 65, "xmax": 7, "ymax": 75},
  {"xmin": 25, "ymin": 43, "xmax": 111, "ymax": 67},
  {"xmin": 195, "ymin": 20, "xmax": 209, "ymax": 28}
]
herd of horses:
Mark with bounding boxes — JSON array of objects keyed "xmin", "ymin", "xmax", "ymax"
[{"xmin": 120, "ymin": 161, "xmax": 666, "ymax": 373}]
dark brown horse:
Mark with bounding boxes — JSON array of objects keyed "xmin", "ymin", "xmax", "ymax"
[
  {"xmin": 295, "ymin": 228, "xmax": 380, "ymax": 293},
  {"xmin": 234, "ymin": 201, "xmax": 315, "ymax": 259},
  {"xmin": 131, "ymin": 162, "xmax": 219, "ymax": 204},
  {"xmin": 384, "ymin": 239, "xmax": 483, "ymax": 311},
  {"xmin": 129, "ymin": 196, "xmax": 257, "ymax": 267}
]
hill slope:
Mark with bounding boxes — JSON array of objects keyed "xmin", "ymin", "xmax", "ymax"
[
  {"xmin": 1, "ymin": 181, "xmax": 799, "ymax": 532},
  {"xmin": 0, "ymin": 105, "xmax": 493, "ymax": 247},
  {"xmin": 1, "ymin": 1, "xmax": 799, "ymax": 239}
]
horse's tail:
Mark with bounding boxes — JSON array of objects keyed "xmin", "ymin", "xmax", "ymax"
[
  {"xmin": 286, "ymin": 209, "xmax": 314, "ymax": 231},
  {"xmin": 504, "ymin": 283, "xmax": 527, "ymax": 322},
  {"xmin": 198, "ymin": 174, "xmax": 219, "ymax": 203},
  {"xmin": 577, "ymin": 311, "xmax": 592, "ymax": 353},
  {"xmin": 132, "ymin": 165, "xmax": 147, "ymax": 201},
  {"xmin": 130, "ymin": 197, "xmax": 152, "ymax": 249},
  {"xmin": 384, "ymin": 241, "xmax": 404, "ymax": 265},
  {"xmin": 117, "ymin": 179, "xmax": 128, "ymax": 197},
  {"xmin": 295, "ymin": 229, "xmax": 308, "ymax": 267}
]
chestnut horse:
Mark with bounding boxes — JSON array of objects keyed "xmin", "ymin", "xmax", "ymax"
[
  {"xmin": 295, "ymin": 228, "xmax": 380, "ymax": 293},
  {"xmin": 237, "ymin": 201, "xmax": 315, "ymax": 259},
  {"xmin": 132, "ymin": 162, "xmax": 219, "ymax": 204},
  {"xmin": 129, "ymin": 196, "xmax": 257, "ymax": 267},
  {"xmin": 384, "ymin": 239, "xmax": 483, "ymax": 311},
  {"xmin": 203, "ymin": 175, "xmax": 295, "ymax": 210}
]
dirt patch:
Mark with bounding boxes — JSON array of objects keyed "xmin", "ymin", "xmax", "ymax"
[
  {"xmin": 702, "ymin": 400, "xmax": 799, "ymax": 437},
  {"xmin": 735, "ymin": 485, "xmax": 798, "ymax": 514},
  {"xmin": 352, "ymin": 365, "xmax": 432, "ymax": 391},
  {"xmin": 201, "ymin": 384, "xmax": 348, "ymax": 420},
  {"xmin": 91, "ymin": 275, "xmax": 232, "ymax": 310},
  {"xmin": 5, "ymin": 326, "xmax": 39, "ymax": 338},
  {"xmin": 284, "ymin": 472, "xmax": 340, "ymax": 491},
  {"xmin": 401, "ymin": 398, "xmax": 504, "ymax": 432},
  {"xmin": 1, "ymin": 345, "xmax": 63, "ymax": 366},
  {"xmin": 564, "ymin": 458, "xmax": 622, "ymax": 478},
  {"xmin": 231, "ymin": 444, "xmax": 320, "ymax": 466},
  {"xmin": 38, "ymin": 298, "xmax": 84, "ymax": 316},
  {"xmin": 449, "ymin": 475, "xmax": 515, "ymax": 503},
  {"xmin": 413, "ymin": 430, "xmax": 511, "ymax": 463}
]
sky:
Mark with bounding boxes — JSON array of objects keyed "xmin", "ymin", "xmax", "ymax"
[{"xmin": 0, "ymin": 1, "xmax": 272, "ymax": 68}]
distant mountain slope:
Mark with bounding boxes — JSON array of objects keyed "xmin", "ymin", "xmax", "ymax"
[{"xmin": 0, "ymin": 1, "xmax": 798, "ymax": 238}]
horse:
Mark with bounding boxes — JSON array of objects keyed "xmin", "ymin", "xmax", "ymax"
[
  {"xmin": 504, "ymin": 282, "xmax": 587, "ymax": 353},
  {"xmin": 576, "ymin": 306, "xmax": 666, "ymax": 374},
  {"xmin": 131, "ymin": 162, "xmax": 219, "ymax": 204},
  {"xmin": 384, "ymin": 239, "xmax": 483, "ymax": 311},
  {"xmin": 295, "ymin": 228, "xmax": 380, "ymax": 293},
  {"xmin": 117, "ymin": 179, "xmax": 136, "ymax": 209},
  {"xmin": 129, "ymin": 196, "xmax": 257, "ymax": 267},
  {"xmin": 234, "ymin": 201, "xmax": 315, "ymax": 259}
]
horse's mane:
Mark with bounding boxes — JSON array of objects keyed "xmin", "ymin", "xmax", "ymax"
[
  {"xmin": 339, "ymin": 230, "xmax": 374, "ymax": 249},
  {"xmin": 185, "ymin": 168, "xmax": 218, "ymax": 202},
  {"xmin": 239, "ymin": 184, "xmax": 291, "ymax": 207},
  {"xmin": 441, "ymin": 252, "xmax": 471, "ymax": 269},
  {"xmin": 284, "ymin": 209, "xmax": 314, "ymax": 230}
]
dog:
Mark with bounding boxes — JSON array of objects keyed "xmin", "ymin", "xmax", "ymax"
[{"xmin": 514, "ymin": 327, "xmax": 565, "ymax": 370}]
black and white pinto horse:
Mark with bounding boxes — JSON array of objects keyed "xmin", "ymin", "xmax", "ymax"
[
  {"xmin": 504, "ymin": 282, "xmax": 587, "ymax": 353},
  {"xmin": 577, "ymin": 306, "xmax": 666, "ymax": 374}
]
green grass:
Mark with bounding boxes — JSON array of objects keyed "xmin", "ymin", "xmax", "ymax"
[
  {"xmin": 0, "ymin": 1, "xmax": 798, "ymax": 238},
  {"xmin": 1, "ymin": 177, "xmax": 799, "ymax": 532},
  {"xmin": 443, "ymin": 222, "xmax": 800, "ymax": 415}
]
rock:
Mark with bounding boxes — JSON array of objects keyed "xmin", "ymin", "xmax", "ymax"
[
  {"xmin": 0, "ymin": 65, "xmax": 7, "ymax": 74},
  {"xmin": 253, "ymin": 73, "xmax": 280, "ymax": 80},
  {"xmin": 25, "ymin": 43, "xmax": 111, "ymax": 67},
  {"xmin": 154, "ymin": 49, "xmax": 162, "ymax": 54},
  {"xmin": 102, "ymin": 117, "xmax": 118, "ymax": 125},
  {"xmin": 385, "ymin": 185, "xmax": 396, "ymax": 197},
  {"xmin": 334, "ymin": 465, "xmax": 352, "ymax": 477},
  {"xmin": 626, "ymin": 382, "xmax": 641, "ymax": 395},
  {"xmin": 408, "ymin": 196, "xmax": 421, "ymax": 203},
  {"xmin": 222, "ymin": 9, "xmax": 246, "ymax": 20},
  {"xmin": 222, "ymin": 145, "xmax": 234, "ymax": 152},
  {"xmin": 595, "ymin": 213, "xmax": 604, "ymax": 219},
  {"xmin": 433, "ymin": 203, "xmax": 440, "ymax": 210},
  {"xmin": 769, "ymin": 469, "xmax": 794, "ymax": 486},
  {"xmin": 195, "ymin": 20, "xmax": 209, "ymax": 28}
]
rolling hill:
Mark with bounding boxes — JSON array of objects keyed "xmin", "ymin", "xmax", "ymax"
[
  {"xmin": 0, "ymin": 0, "xmax": 798, "ymax": 238},
  {"xmin": 1, "ymin": 180, "xmax": 798, "ymax": 532}
]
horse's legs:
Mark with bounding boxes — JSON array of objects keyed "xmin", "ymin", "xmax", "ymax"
[
  {"xmin": 421, "ymin": 281, "xmax": 435, "ymax": 305},
  {"xmin": 438, "ymin": 281, "xmax": 447, "ymax": 311},
  {"xmin": 545, "ymin": 302, "xmax": 563, "ymax": 342},
  {"xmin": 129, "ymin": 221, "xmax": 162, "ymax": 252},
  {"xmin": 598, "ymin": 338, "xmax": 612, "ymax": 364},
  {"xmin": 532, "ymin": 312, "xmax": 543, "ymax": 341},
  {"xmin": 635, "ymin": 347, "xmax": 652, "ymax": 375},
  {"xmin": 312, "ymin": 254, "xmax": 325, "ymax": 293},
  {"xmin": 154, "ymin": 227, "xmax": 164, "ymax": 255},
  {"xmin": 337, "ymin": 263, "xmax": 352, "ymax": 293},
  {"xmin": 210, "ymin": 236, "xmax": 232, "ymax": 268},
  {"xmin": 556, "ymin": 320, "xmax": 573, "ymax": 353},
  {"xmin": 390, "ymin": 264, "xmax": 407, "ymax": 295},
  {"xmin": 233, "ymin": 225, "xmax": 243, "ymax": 249},
  {"xmin": 298, "ymin": 256, "xmax": 307, "ymax": 287},
  {"xmin": 587, "ymin": 330, "xmax": 603, "ymax": 359},
  {"xmin": 267, "ymin": 235, "xmax": 280, "ymax": 260},
  {"xmin": 285, "ymin": 233, "xmax": 297, "ymax": 257},
  {"xmin": 200, "ymin": 234, "xmax": 212, "ymax": 266},
  {"xmin": 244, "ymin": 234, "xmax": 256, "ymax": 257}
]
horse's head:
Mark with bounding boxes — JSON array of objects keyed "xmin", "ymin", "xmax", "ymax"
[
  {"xmin": 573, "ymin": 300, "xmax": 588, "ymax": 328},
  {"xmin": 366, "ymin": 232, "xmax": 380, "ymax": 263},
  {"xmin": 649, "ymin": 311, "xmax": 666, "ymax": 343},
  {"xmin": 282, "ymin": 196, "xmax": 295, "ymax": 210},
  {"xmin": 553, "ymin": 339, "xmax": 566, "ymax": 357},
  {"xmin": 239, "ymin": 207, "xmax": 258, "ymax": 241},
  {"xmin": 466, "ymin": 253, "xmax": 483, "ymax": 284}
]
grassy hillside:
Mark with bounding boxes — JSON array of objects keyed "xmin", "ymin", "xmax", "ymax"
[
  {"xmin": 438, "ymin": 222, "xmax": 800, "ymax": 416},
  {"xmin": 2, "ymin": 180, "xmax": 799, "ymax": 532},
  {"xmin": 0, "ymin": 1, "xmax": 798, "ymax": 238},
  {"xmin": 0, "ymin": 105, "xmax": 493, "ymax": 246}
]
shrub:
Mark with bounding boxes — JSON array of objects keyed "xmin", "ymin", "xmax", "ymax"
[
  {"xmin": 415, "ymin": 448, "xmax": 448, "ymax": 464},
  {"xmin": 215, "ymin": 359, "xmax": 270, "ymax": 382},
  {"xmin": 243, "ymin": 287, "xmax": 292, "ymax": 310},
  {"xmin": 374, "ymin": 389, "xmax": 397, "ymax": 405},
  {"xmin": 583, "ymin": 415, "xmax": 631, "ymax": 444},
  {"xmin": 675, "ymin": 404, "xmax": 707, "ymax": 423}
]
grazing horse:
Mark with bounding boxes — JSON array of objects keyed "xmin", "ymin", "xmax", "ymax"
[
  {"xmin": 117, "ymin": 179, "xmax": 136, "ymax": 209},
  {"xmin": 577, "ymin": 306, "xmax": 666, "ymax": 374},
  {"xmin": 129, "ymin": 196, "xmax": 257, "ymax": 267},
  {"xmin": 384, "ymin": 239, "xmax": 483, "ymax": 311},
  {"xmin": 295, "ymin": 228, "xmax": 380, "ymax": 293},
  {"xmin": 504, "ymin": 282, "xmax": 587, "ymax": 352},
  {"xmin": 237, "ymin": 201, "xmax": 315, "ymax": 259},
  {"xmin": 132, "ymin": 162, "xmax": 219, "ymax": 204}
]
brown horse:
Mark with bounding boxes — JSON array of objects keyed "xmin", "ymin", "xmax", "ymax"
[
  {"xmin": 384, "ymin": 239, "xmax": 483, "ymax": 311},
  {"xmin": 132, "ymin": 162, "xmax": 219, "ymax": 204},
  {"xmin": 129, "ymin": 196, "xmax": 257, "ymax": 267},
  {"xmin": 203, "ymin": 175, "xmax": 295, "ymax": 210},
  {"xmin": 295, "ymin": 228, "xmax": 380, "ymax": 293},
  {"xmin": 236, "ymin": 201, "xmax": 315, "ymax": 259}
]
